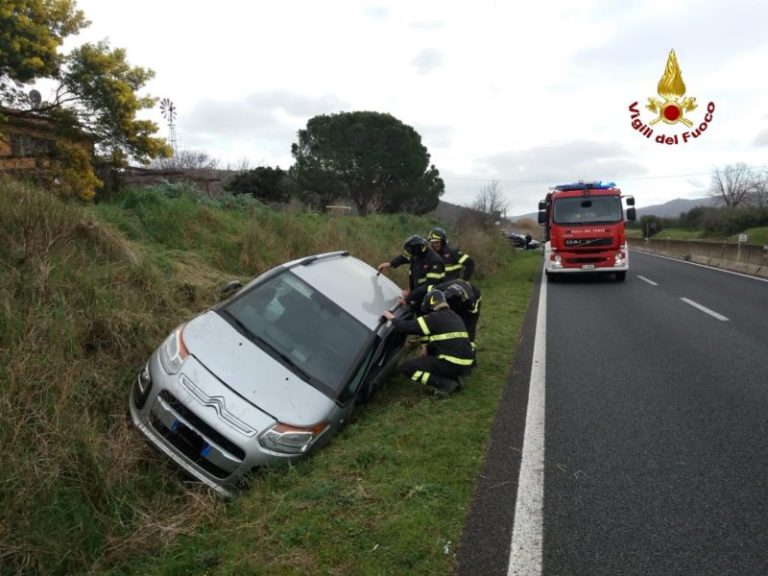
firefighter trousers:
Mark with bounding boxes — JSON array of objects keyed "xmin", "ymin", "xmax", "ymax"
[{"xmin": 400, "ymin": 356, "xmax": 470, "ymax": 391}]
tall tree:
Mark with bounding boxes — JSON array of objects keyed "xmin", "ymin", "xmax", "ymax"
[
  {"xmin": 224, "ymin": 166, "xmax": 289, "ymax": 203},
  {"xmin": 710, "ymin": 164, "xmax": 753, "ymax": 208},
  {"xmin": 1, "ymin": 0, "xmax": 170, "ymax": 198},
  {"xmin": 291, "ymin": 111, "xmax": 444, "ymax": 216}
]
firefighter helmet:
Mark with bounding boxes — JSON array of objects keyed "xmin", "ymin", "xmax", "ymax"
[
  {"xmin": 402, "ymin": 235, "xmax": 428, "ymax": 258},
  {"xmin": 427, "ymin": 227, "xmax": 447, "ymax": 244},
  {"xmin": 421, "ymin": 289, "xmax": 447, "ymax": 313},
  {"xmin": 442, "ymin": 282, "xmax": 468, "ymax": 302}
]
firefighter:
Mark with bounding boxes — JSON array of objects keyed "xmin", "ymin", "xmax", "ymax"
[
  {"xmin": 427, "ymin": 227, "xmax": 475, "ymax": 282},
  {"xmin": 377, "ymin": 235, "xmax": 445, "ymax": 304},
  {"xmin": 409, "ymin": 278, "xmax": 481, "ymax": 343},
  {"xmin": 382, "ymin": 289, "xmax": 474, "ymax": 399}
]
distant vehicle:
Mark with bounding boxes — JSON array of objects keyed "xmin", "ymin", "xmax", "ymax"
[
  {"xmin": 506, "ymin": 232, "xmax": 540, "ymax": 249},
  {"xmin": 538, "ymin": 181, "xmax": 636, "ymax": 281},
  {"xmin": 129, "ymin": 251, "xmax": 408, "ymax": 496}
]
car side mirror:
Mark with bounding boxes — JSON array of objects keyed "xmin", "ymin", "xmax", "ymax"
[
  {"xmin": 538, "ymin": 210, "xmax": 548, "ymax": 225},
  {"xmin": 626, "ymin": 207, "xmax": 637, "ymax": 221},
  {"xmin": 219, "ymin": 280, "xmax": 243, "ymax": 299}
]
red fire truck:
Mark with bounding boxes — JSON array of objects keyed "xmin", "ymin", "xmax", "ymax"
[{"xmin": 538, "ymin": 181, "xmax": 636, "ymax": 281}]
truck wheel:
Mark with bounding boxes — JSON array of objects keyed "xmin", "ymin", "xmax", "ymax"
[{"xmin": 615, "ymin": 271, "xmax": 627, "ymax": 282}]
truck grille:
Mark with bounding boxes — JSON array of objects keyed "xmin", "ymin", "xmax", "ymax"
[{"xmin": 564, "ymin": 237, "xmax": 613, "ymax": 247}]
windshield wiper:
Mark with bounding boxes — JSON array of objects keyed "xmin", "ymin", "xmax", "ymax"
[
  {"xmin": 222, "ymin": 311, "xmax": 313, "ymax": 382},
  {"xmin": 222, "ymin": 311, "xmax": 255, "ymax": 338}
]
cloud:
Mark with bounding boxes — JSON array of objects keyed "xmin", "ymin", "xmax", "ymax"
[
  {"xmin": 415, "ymin": 123, "xmax": 454, "ymax": 149},
  {"xmin": 411, "ymin": 49, "xmax": 444, "ymax": 75},
  {"xmin": 182, "ymin": 92, "xmax": 350, "ymax": 141},
  {"xmin": 473, "ymin": 140, "xmax": 649, "ymax": 182},
  {"xmin": 362, "ymin": 5, "xmax": 391, "ymax": 20},
  {"xmin": 754, "ymin": 129, "xmax": 768, "ymax": 147}
]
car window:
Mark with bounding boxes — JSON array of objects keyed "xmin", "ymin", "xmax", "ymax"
[{"xmin": 223, "ymin": 271, "xmax": 372, "ymax": 394}]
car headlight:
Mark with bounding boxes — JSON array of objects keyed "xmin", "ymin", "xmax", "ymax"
[
  {"xmin": 159, "ymin": 325, "xmax": 189, "ymax": 375},
  {"xmin": 259, "ymin": 422, "xmax": 329, "ymax": 455},
  {"xmin": 133, "ymin": 364, "xmax": 153, "ymax": 409}
]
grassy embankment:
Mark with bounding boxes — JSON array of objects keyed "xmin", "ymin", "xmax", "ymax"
[
  {"xmin": 0, "ymin": 177, "xmax": 540, "ymax": 575},
  {"xmin": 627, "ymin": 226, "xmax": 768, "ymax": 244}
]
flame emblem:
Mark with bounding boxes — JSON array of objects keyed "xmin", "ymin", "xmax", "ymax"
[{"xmin": 646, "ymin": 50, "xmax": 697, "ymax": 127}]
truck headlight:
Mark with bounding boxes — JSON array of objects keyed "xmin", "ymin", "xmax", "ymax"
[
  {"xmin": 259, "ymin": 422, "xmax": 329, "ymax": 455},
  {"xmin": 159, "ymin": 325, "xmax": 188, "ymax": 375}
]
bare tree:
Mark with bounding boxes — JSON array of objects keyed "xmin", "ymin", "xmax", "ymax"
[
  {"xmin": 748, "ymin": 168, "xmax": 768, "ymax": 209},
  {"xmin": 472, "ymin": 180, "xmax": 509, "ymax": 220},
  {"xmin": 152, "ymin": 149, "xmax": 220, "ymax": 171},
  {"xmin": 710, "ymin": 164, "xmax": 753, "ymax": 207}
]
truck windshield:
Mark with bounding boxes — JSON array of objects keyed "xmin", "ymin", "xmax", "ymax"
[{"xmin": 553, "ymin": 196, "xmax": 623, "ymax": 225}]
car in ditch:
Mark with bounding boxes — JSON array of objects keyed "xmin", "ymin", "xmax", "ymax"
[{"xmin": 129, "ymin": 251, "xmax": 408, "ymax": 496}]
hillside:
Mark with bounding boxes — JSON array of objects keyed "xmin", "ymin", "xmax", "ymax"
[{"xmin": 510, "ymin": 196, "xmax": 716, "ymax": 221}]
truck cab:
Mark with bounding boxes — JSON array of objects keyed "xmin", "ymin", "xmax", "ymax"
[{"xmin": 538, "ymin": 181, "xmax": 636, "ymax": 282}]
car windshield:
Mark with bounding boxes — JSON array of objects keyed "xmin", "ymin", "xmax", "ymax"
[
  {"xmin": 222, "ymin": 271, "xmax": 371, "ymax": 393},
  {"xmin": 553, "ymin": 196, "xmax": 623, "ymax": 225}
]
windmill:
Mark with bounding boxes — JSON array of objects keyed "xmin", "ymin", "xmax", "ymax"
[{"xmin": 159, "ymin": 98, "xmax": 178, "ymax": 155}]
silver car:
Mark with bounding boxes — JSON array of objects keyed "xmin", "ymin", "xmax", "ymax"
[{"xmin": 129, "ymin": 251, "xmax": 407, "ymax": 496}]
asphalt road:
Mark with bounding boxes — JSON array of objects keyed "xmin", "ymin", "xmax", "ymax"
[{"xmin": 456, "ymin": 252, "xmax": 768, "ymax": 576}]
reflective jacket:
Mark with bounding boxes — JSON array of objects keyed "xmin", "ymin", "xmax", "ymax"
[
  {"xmin": 389, "ymin": 249, "xmax": 446, "ymax": 292},
  {"xmin": 391, "ymin": 308, "xmax": 474, "ymax": 367},
  {"xmin": 408, "ymin": 279, "xmax": 482, "ymax": 317},
  {"xmin": 434, "ymin": 243, "xmax": 475, "ymax": 282}
]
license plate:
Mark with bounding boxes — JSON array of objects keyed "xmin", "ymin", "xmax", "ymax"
[{"xmin": 581, "ymin": 264, "xmax": 595, "ymax": 270}]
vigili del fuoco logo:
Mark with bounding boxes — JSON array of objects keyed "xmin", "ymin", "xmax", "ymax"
[{"xmin": 628, "ymin": 49, "xmax": 715, "ymax": 145}]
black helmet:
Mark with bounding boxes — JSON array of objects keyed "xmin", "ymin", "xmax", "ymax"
[
  {"xmin": 402, "ymin": 235, "xmax": 428, "ymax": 258},
  {"xmin": 427, "ymin": 227, "xmax": 447, "ymax": 244},
  {"xmin": 442, "ymin": 282, "xmax": 468, "ymax": 302},
  {"xmin": 421, "ymin": 289, "xmax": 447, "ymax": 313}
]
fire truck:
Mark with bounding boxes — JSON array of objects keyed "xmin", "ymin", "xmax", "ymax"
[{"xmin": 538, "ymin": 181, "xmax": 636, "ymax": 281}]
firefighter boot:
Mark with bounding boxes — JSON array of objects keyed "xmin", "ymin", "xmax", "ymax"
[{"xmin": 433, "ymin": 378, "xmax": 459, "ymax": 400}]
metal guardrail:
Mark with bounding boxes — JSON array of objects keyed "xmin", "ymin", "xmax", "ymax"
[{"xmin": 628, "ymin": 237, "xmax": 768, "ymax": 279}]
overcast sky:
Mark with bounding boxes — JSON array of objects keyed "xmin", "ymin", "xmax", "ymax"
[{"xmin": 60, "ymin": 0, "xmax": 768, "ymax": 216}]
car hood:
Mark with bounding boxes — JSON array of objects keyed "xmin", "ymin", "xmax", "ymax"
[{"xmin": 182, "ymin": 311, "xmax": 334, "ymax": 426}]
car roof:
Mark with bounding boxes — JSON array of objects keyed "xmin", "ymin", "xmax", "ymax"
[{"xmin": 287, "ymin": 252, "xmax": 402, "ymax": 330}]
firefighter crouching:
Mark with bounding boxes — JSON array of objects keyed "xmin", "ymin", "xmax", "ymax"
[
  {"xmin": 382, "ymin": 289, "xmax": 474, "ymax": 399},
  {"xmin": 409, "ymin": 278, "xmax": 482, "ymax": 348}
]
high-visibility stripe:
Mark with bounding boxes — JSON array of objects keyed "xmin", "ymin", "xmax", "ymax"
[
  {"xmin": 426, "ymin": 272, "xmax": 445, "ymax": 279},
  {"xmin": 458, "ymin": 254, "xmax": 470, "ymax": 264},
  {"xmin": 411, "ymin": 370, "xmax": 423, "ymax": 382},
  {"xmin": 428, "ymin": 331, "xmax": 469, "ymax": 342},
  {"xmin": 471, "ymin": 294, "xmax": 482, "ymax": 314},
  {"xmin": 417, "ymin": 316, "xmax": 430, "ymax": 335},
  {"xmin": 437, "ymin": 354, "xmax": 474, "ymax": 366},
  {"xmin": 420, "ymin": 372, "xmax": 431, "ymax": 385},
  {"xmin": 445, "ymin": 264, "xmax": 462, "ymax": 272}
]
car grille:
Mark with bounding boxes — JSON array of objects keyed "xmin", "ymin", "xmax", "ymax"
[
  {"xmin": 158, "ymin": 390, "xmax": 247, "ymax": 460},
  {"xmin": 149, "ymin": 412, "xmax": 232, "ymax": 479}
]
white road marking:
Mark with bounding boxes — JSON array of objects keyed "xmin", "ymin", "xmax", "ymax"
[
  {"xmin": 637, "ymin": 275, "xmax": 659, "ymax": 286},
  {"xmin": 507, "ymin": 273, "xmax": 547, "ymax": 576},
  {"xmin": 680, "ymin": 297, "xmax": 729, "ymax": 321}
]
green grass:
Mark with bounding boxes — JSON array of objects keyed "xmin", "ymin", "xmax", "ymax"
[
  {"xmin": 0, "ymin": 177, "xmax": 539, "ymax": 576},
  {"xmin": 105, "ymin": 251, "xmax": 540, "ymax": 576}
]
